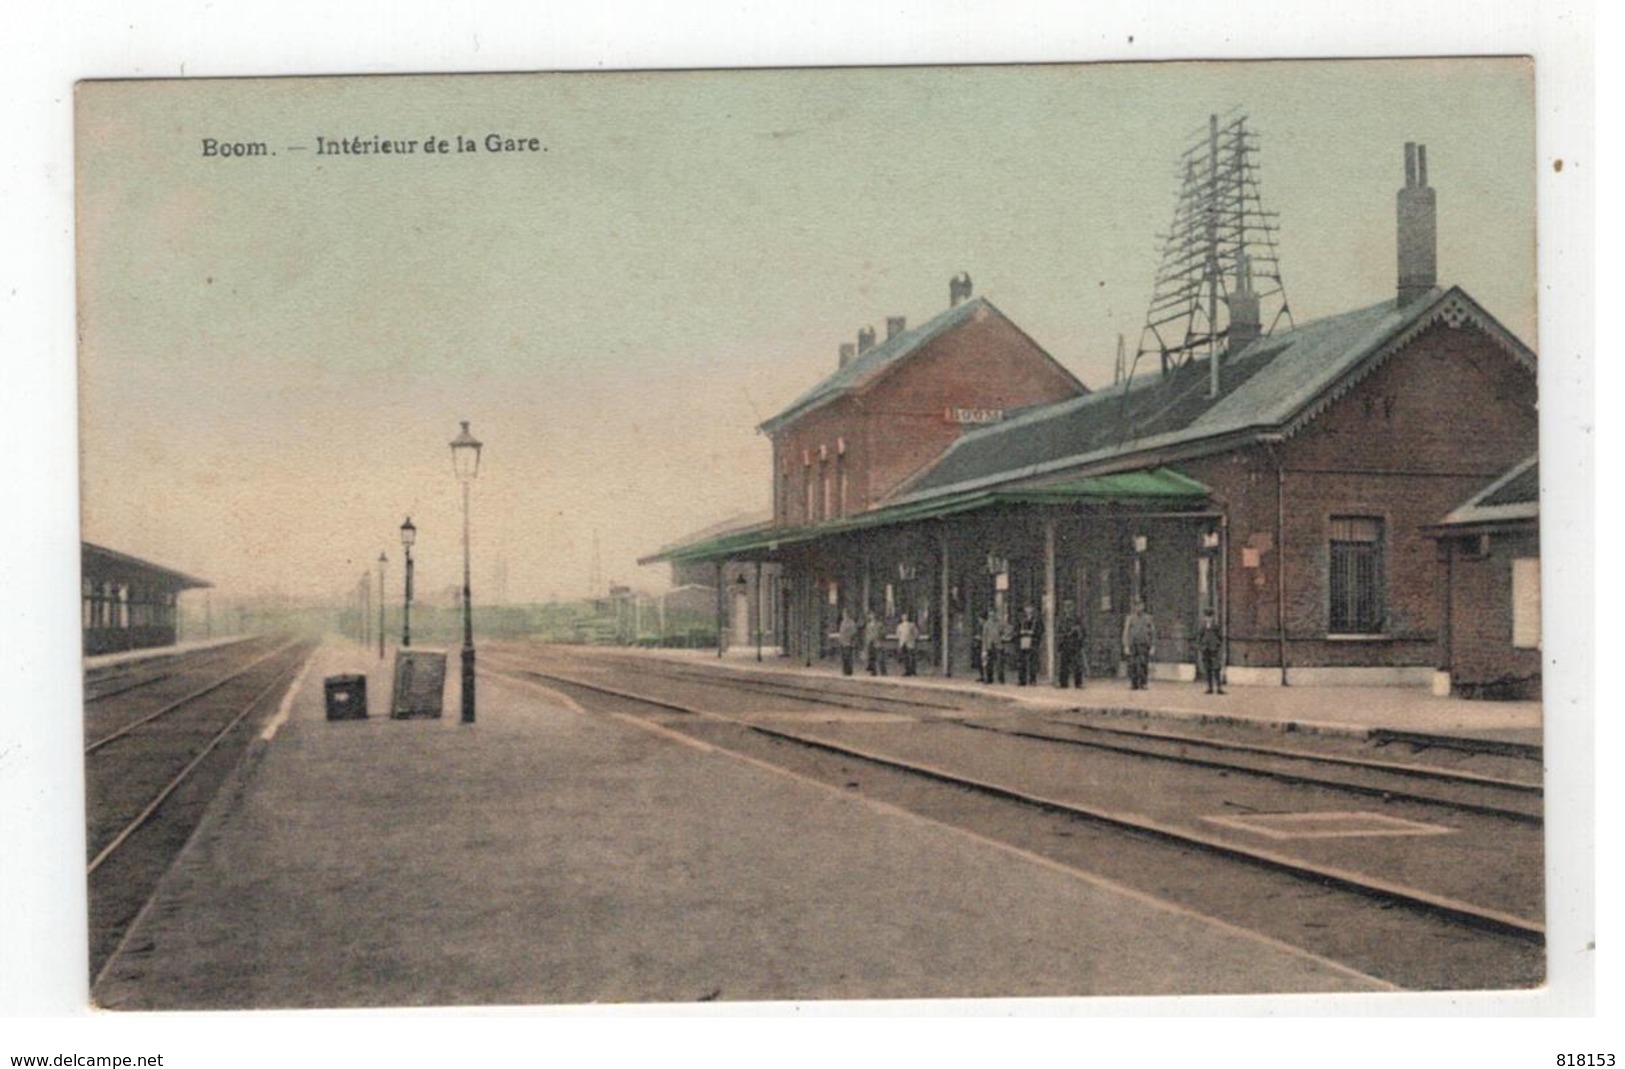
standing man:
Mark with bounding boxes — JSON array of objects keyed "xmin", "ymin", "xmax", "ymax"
[
  {"xmin": 864, "ymin": 610, "xmax": 888, "ymax": 676},
  {"xmin": 1016, "ymin": 603, "xmax": 1044, "ymax": 686},
  {"xmin": 1196, "ymin": 607, "xmax": 1225, "ymax": 694},
  {"xmin": 1057, "ymin": 599, "xmax": 1086, "ymax": 689},
  {"xmin": 837, "ymin": 609, "xmax": 858, "ymax": 676},
  {"xmin": 896, "ymin": 614, "xmax": 920, "ymax": 677},
  {"xmin": 1121, "ymin": 599, "xmax": 1156, "ymax": 690},
  {"xmin": 980, "ymin": 607, "xmax": 1005, "ymax": 685}
]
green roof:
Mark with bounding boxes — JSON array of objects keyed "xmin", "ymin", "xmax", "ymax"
[{"xmin": 645, "ymin": 468, "xmax": 1209, "ymax": 564}]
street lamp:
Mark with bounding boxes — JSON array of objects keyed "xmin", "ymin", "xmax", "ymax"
[
  {"xmin": 377, "ymin": 551, "xmax": 388, "ymax": 660},
  {"xmin": 399, "ymin": 516, "xmax": 417, "ymax": 648},
  {"xmin": 450, "ymin": 420, "xmax": 483, "ymax": 724}
]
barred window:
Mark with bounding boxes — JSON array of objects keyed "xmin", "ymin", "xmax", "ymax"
[{"xmin": 1329, "ymin": 516, "xmax": 1384, "ymax": 634}]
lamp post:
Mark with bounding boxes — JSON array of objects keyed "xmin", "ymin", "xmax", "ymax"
[
  {"xmin": 450, "ymin": 421, "xmax": 483, "ymax": 724},
  {"xmin": 377, "ymin": 551, "xmax": 388, "ymax": 660},
  {"xmin": 399, "ymin": 516, "xmax": 417, "ymax": 648}
]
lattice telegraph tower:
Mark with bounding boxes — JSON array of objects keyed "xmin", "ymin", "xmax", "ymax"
[{"xmin": 1137, "ymin": 113, "xmax": 1293, "ymax": 388}]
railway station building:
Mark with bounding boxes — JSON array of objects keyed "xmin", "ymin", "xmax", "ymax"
[
  {"xmin": 644, "ymin": 147, "xmax": 1539, "ymax": 694},
  {"xmin": 82, "ymin": 542, "xmax": 212, "ymax": 655},
  {"xmin": 1424, "ymin": 455, "xmax": 1542, "ymax": 699}
]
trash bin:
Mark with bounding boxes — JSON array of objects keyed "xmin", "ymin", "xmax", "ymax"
[{"xmin": 324, "ymin": 674, "xmax": 368, "ymax": 720}]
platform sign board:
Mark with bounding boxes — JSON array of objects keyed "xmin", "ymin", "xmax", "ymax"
[{"xmin": 390, "ymin": 650, "xmax": 446, "ymax": 719}]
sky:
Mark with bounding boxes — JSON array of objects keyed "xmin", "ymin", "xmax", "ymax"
[{"xmin": 76, "ymin": 59, "xmax": 1537, "ymax": 607}]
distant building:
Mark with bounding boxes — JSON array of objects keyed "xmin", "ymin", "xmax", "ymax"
[
  {"xmin": 82, "ymin": 542, "xmax": 211, "ymax": 655},
  {"xmin": 644, "ymin": 144, "xmax": 1539, "ymax": 695}
]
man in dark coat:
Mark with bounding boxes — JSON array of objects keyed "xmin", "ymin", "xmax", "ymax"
[
  {"xmin": 1056, "ymin": 599, "xmax": 1086, "ymax": 689},
  {"xmin": 863, "ymin": 610, "xmax": 887, "ymax": 676}
]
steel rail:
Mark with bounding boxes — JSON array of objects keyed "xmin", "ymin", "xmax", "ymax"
[{"xmin": 489, "ymin": 660, "xmax": 1544, "ymax": 944}]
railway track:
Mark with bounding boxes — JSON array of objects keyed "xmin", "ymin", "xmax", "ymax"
[
  {"xmin": 483, "ymin": 652, "xmax": 1543, "ymax": 990},
  {"xmin": 86, "ymin": 637, "xmax": 314, "ymax": 982}
]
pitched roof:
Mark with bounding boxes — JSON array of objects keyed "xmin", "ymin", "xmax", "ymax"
[
  {"xmin": 1430, "ymin": 454, "xmax": 1540, "ymax": 530},
  {"xmin": 759, "ymin": 296, "xmax": 1081, "ymax": 434},
  {"xmin": 638, "ymin": 511, "xmax": 773, "ymax": 566},
  {"xmin": 895, "ymin": 286, "xmax": 1536, "ymax": 504}
]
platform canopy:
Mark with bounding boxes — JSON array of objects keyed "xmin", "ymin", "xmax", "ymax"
[
  {"xmin": 643, "ymin": 467, "xmax": 1210, "ymax": 565},
  {"xmin": 82, "ymin": 542, "xmax": 212, "ymax": 591}
]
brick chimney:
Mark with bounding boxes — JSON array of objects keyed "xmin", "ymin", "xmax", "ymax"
[
  {"xmin": 886, "ymin": 316, "xmax": 907, "ymax": 340},
  {"xmin": 838, "ymin": 342, "xmax": 856, "ymax": 368},
  {"xmin": 857, "ymin": 325, "xmax": 876, "ymax": 354},
  {"xmin": 949, "ymin": 272, "xmax": 973, "ymax": 307},
  {"xmin": 1397, "ymin": 142, "xmax": 1437, "ymax": 306}
]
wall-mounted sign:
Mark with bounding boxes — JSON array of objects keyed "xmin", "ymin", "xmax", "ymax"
[{"xmin": 945, "ymin": 407, "xmax": 1005, "ymax": 425}]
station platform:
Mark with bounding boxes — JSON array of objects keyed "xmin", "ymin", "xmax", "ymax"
[
  {"xmin": 93, "ymin": 640, "xmax": 1395, "ymax": 1010},
  {"xmin": 575, "ymin": 646, "xmax": 1544, "ymax": 752}
]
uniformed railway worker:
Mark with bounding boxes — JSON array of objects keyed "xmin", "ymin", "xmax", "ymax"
[
  {"xmin": 864, "ymin": 610, "xmax": 888, "ymax": 676},
  {"xmin": 980, "ymin": 608, "xmax": 1006, "ymax": 685},
  {"xmin": 1057, "ymin": 599, "xmax": 1086, "ymax": 689},
  {"xmin": 837, "ymin": 610, "xmax": 858, "ymax": 676},
  {"xmin": 1121, "ymin": 599, "xmax": 1156, "ymax": 690},
  {"xmin": 1196, "ymin": 607, "xmax": 1225, "ymax": 694}
]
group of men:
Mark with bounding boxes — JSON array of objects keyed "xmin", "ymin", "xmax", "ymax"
[{"xmin": 836, "ymin": 600, "xmax": 1226, "ymax": 694}]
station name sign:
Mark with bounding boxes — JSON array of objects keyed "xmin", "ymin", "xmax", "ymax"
[{"xmin": 944, "ymin": 407, "xmax": 1005, "ymax": 425}]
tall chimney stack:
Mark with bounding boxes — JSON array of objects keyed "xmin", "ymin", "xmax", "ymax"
[
  {"xmin": 886, "ymin": 316, "xmax": 907, "ymax": 340},
  {"xmin": 1396, "ymin": 142, "xmax": 1437, "ymax": 306},
  {"xmin": 949, "ymin": 272, "xmax": 973, "ymax": 307},
  {"xmin": 838, "ymin": 342, "xmax": 856, "ymax": 368},
  {"xmin": 857, "ymin": 325, "xmax": 876, "ymax": 354}
]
